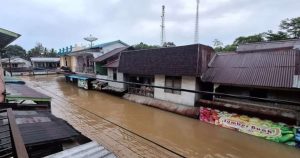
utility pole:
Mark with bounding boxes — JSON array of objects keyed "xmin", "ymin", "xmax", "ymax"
[
  {"xmin": 194, "ymin": 0, "xmax": 200, "ymax": 44},
  {"xmin": 8, "ymin": 57, "xmax": 12, "ymax": 76},
  {"xmin": 161, "ymin": 5, "xmax": 166, "ymax": 46}
]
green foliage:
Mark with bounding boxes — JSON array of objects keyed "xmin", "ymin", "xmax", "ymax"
[
  {"xmin": 280, "ymin": 17, "xmax": 300, "ymax": 38},
  {"xmin": 133, "ymin": 42, "xmax": 160, "ymax": 50},
  {"xmin": 214, "ymin": 16, "xmax": 300, "ymax": 52},
  {"xmin": 27, "ymin": 43, "xmax": 58, "ymax": 58},
  {"xmin": 265, "ymin": 30, "xmax": 289, "ymax": 41},
  {"xmin": 1, "ymin": 44, "xmax": 26, "ymax": 58},
  {"xmin": 233, "ymin": 34, "xmax": 265, "ymax": 45},
  {"xmin": 162, "ymin": 42, "xmax": 176, "ymax": 47}
]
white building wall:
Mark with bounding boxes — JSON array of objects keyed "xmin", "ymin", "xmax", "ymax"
[
  {"xmin": 106, "ymin": 68, "xmax": 125, "ymax": 89},
  {"xmin": 154, "ymin": 75, "xmax": 196, "ymax": 106},
  {"xmin": 293, "ymin": 75, "xmax": 300, "ymax": 88}
]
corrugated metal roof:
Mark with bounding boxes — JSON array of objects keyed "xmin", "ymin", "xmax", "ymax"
[
  {"xmin": 1, "ymin": 57, "xmax": 30, "ymax": 64},
  {"xmin": 92, "ymin": 40, "xmax": 129, "ymax": 48},
  {"xmin": 202, "ymin": 49, "xmax": 300, "ymax": 88},
  {"xmin": 45, "ymin": 141, "xmax": 116, "ymax": 158},
  {"xmin": 5, "ymin": 84, "xmax": 51, "ymax": 101},
  {"xmin": 94, "ymin": 47, "xmax": 129, "ymax": 62},
  {"xmin": 31, "ymin": 57, "xmax": 60, "ymax": 62},
  {"xmin": 0, "ymin": 28, "xmax": 21, "ymax": 49},
  {"xmin": 237, "ymin": 39, "xmax": 300, "ymax": 52},
  {"xmin": 103, "ymin": 60, "xmax": 119, "ymax": 68},
  {"xmin": 13, "ymin": 110, "xmax": 79, "ymax": 145}
]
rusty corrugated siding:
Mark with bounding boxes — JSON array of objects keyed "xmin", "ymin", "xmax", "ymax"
[{"xmin": 202, "ymin": 49, "xmax": 299, "ymax": 88}]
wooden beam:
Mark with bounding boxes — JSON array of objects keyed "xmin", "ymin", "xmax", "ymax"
[{"xmin": 7, "ymin": 108, "xmax": 29, "ymax": 158}]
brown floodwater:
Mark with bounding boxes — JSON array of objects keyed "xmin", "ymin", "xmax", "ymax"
[{"xmin": 21, "ymin": 75, "xmax": 300, "ymax": 158}]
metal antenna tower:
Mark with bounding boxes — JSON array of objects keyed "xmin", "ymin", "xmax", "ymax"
[
  {"xmin": 194, "ymin": 0, "xmax": 200, "ymax": 43},
  {"xmin": 161, "ymin": 5, "xmax": 166, "ymax": 46}
]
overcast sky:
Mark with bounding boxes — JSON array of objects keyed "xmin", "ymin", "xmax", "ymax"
[{"xmin": 1, "ymin": 0, "xmax": 299, "ymax": 50}]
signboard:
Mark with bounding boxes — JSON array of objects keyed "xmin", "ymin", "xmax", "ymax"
[
  {"xmin": 78, "ymin": 79, "xmax": 88, "ymax": 89},
  {"xmin": 199, "ymin": 107, "xmax": 300, "ymax": 148}
]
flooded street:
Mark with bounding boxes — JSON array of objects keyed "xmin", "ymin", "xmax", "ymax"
[{"xmin": 21, "ymin": 75, "xmax": 300, "ymax": 158}]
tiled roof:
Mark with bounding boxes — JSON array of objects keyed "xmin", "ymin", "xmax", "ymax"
[
  {"xmin": 118, "ymin": 44, "xmax": 215, "ymax": 76},
  {"xmin": 202, "ymin": 49, "xmax": 300, "ymax": 88}
]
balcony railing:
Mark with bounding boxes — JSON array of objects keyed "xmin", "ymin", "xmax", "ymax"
[
  {"xmin": 128, "ymin": 87, "xmax": 154, "ymax": 98},
  {"xmin": 76, "ymin": 66, "xmax": 94, "ymax": 74}
]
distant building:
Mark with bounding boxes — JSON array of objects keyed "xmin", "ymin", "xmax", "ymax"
[
  {"xmin": 31, "ymin": 57, "xmax": 60, "ymax": 69},
  {"xmin": 118, "ymin": 44, "xmax": 215, "ymax": 106},
  {"xmin": 59, "ymin": 40, "xmax": 128, "ymax": 74},
  {"xmin": 1, "ymin": 57, "xmax": 31, "ymax": 68},
  {"xmin": 203, "ymin": 40, "xmax": 300, "ymax": 103},
  {"xmin": 94, "ymin": 46, "xmax": 133, "ymax": 90}
]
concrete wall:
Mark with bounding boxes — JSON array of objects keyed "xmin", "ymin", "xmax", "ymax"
[
  {"xmin": 154, "ymin": 75, "xmax": 196, "ymax": 106},
  {"xmin": 70, "ymin": 56, "xmax": 77, "ymax": 72},
  {"xmin": 106, "ymin": 68, "xmax": 125, "ymax": 89},
  {"xmin": 60, "ymin": 56, "xmax": 77, "ymax": 72}
]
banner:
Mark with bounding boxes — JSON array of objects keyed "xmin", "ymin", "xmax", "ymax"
[{"xmin": 199, "ymin": 107, "xmax": 300, "ymax": 148}]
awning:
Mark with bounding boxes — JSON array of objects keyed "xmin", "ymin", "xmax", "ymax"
[{"xmin": 0, "ymin": 28, "xmax": 21, "ymax": 49}]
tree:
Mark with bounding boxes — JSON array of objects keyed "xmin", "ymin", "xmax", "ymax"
[
  {"xmin": 1, "ymin": 45, "xmax": 26, "ymax": 58},
  {"xmin": 162, "ymin": 42, "xmax": 176, "ymax": 47},
  {"xmin": 280, "ymin": 17, "xmax": 300, "ymax": 38},
  {"xmin": 212, "ymin": 39, "xmax": 224, "ymax": 52},
  {"xmin": 27, "ymin": 43, "xmax": 44, "ymax": 58},
  {"xmin": 46, "ymin": 48, "xmax": 58, "ymax": 57},
  {"xmin": 222, "ymin": 44, "xmax": 237, "ymax": 51},
  {"xmin": 133, "ymin": 42, "xmax": 160, "ymax": 50},
  {"xmin": 265, "ymin": 30, "xmax": 289, "ymax": 41},
  {"xmin": 233, "ymin": 34, "xmax": 265, "ymax": 45}
]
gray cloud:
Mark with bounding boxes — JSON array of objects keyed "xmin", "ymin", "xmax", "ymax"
[{"xmin": 1, "ymin": 0, "xmax": 299, "ymax": 50}]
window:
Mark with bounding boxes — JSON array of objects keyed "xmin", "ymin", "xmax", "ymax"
[
  {"xmin": 12, "ymin": 64, "xmax": 18, "ymax": 68},
  {"xmin": 164, "ymin": 76, "xmax": 181, "ymax": 94},
  {"xmin": 113, "ymin": 68, "xmax": 117, "ymax": 80}
]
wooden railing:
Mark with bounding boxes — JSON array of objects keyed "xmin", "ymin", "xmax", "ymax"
[
  {"xmin": 7, "ymin": 108, "xmax": 29, "ymax": 158},
  {"xmin": 128, "ymin": 87, "xmax": 154, "ymax": 98}
]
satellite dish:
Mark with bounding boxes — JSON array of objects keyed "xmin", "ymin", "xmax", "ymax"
[{"xmin": 84, "ymin": 34, "xmax": 98, "ymax": 47}]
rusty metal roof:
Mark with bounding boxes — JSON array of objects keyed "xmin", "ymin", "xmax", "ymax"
[
  {"xmin": 202, "ymin": 49, "xmax": 300, "ymax": 88},
  {"xmin": 237, "ymin": 39, "xmax": 300, "ymax": 52}
]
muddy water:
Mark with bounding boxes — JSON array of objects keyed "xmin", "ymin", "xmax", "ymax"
[{"xmin": 22, "ymin": 75, "xmax": 300, "ymax": 158}]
